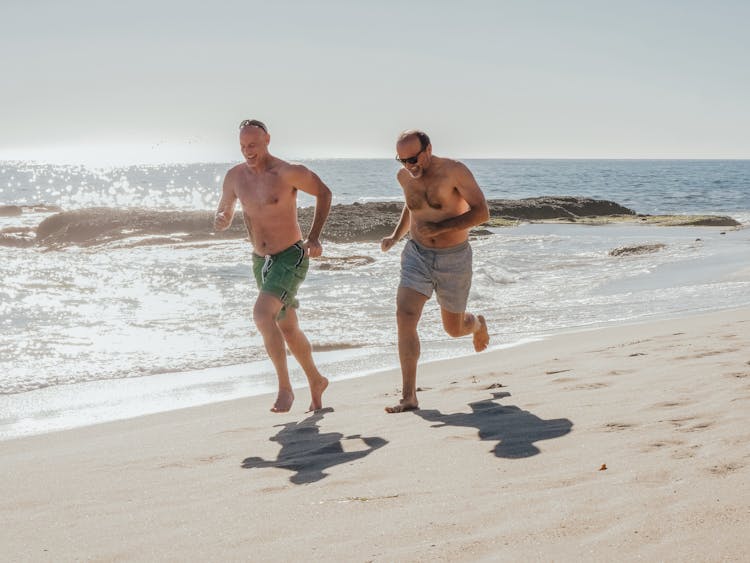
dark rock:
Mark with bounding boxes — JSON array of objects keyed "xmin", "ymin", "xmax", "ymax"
[
  {"xmin": 0, "ymin": 205, "xmax": 23, "ymax": 217},
  {"xmin": 30, "ymin": 196, "xmax": 640, "ymax": 249},
  {"xmin": 609, "ymin": 243, "xmax": 666, "ymax": 256},
  {"xmin": 299, "ymin": 201, "xmax": 403, "ymax": 243},
  {"xmin": 487, "ymin": 196, "xmax": 635, "ymax": 220},
  {"xmin": 301, "ymin": 197, "xmax": 633, "ymax": 242},
  {"xmin": 36, "ymin": 208, "xmax": 248, "ymax": 248},
  {"xmin": 317, "ymin": 255, "xmax": 376, "ymax": 270}
]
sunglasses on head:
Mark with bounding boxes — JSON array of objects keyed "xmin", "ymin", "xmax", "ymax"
[
  {"xmin": 239, "ymin": 119, "xmax": 268, "ymax": 133},
  {"xmin": 395, "ymin": 147, "xmax": 425, "ymax": 165}
]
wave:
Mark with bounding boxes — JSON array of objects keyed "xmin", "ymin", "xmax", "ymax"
[
  {"xmin": 0, "ymin": 227, "xmax": 36, "ymax": 248},
  {"xmin": 33, "ymin": 208, "xmax": 248, "ymax": 249},
  {"xmin": 0, "ymin": 204, "xmax": 62, "ymax": 217}
]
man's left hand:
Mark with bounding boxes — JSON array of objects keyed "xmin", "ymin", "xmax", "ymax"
[{"xmin": 303, "ymin": 238, "xmax": 323, "ymax": 258}]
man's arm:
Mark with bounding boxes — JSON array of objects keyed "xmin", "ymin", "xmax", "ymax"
[
  {"xmin": 287, "ymin": 164, "xmax": 332, "ymax": 258},
  {"xmin": 417, "ymin": 163, "xmax": 489, "ymax": 237},
  {"xmin": 381, "ymin": 204, "xmax": 410, "ymax": 252},
  {"xmin": 381, "ymin": 168, "xmax": 413, "ymax": 252},
  {"xmin": 214, "ymin": 171, "xmax": 238, "ymax": 231}
]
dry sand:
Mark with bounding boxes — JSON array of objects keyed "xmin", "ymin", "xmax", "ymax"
[{"xmin": 2, "ymin": 308, "xmax": 750, "ymax": 562}]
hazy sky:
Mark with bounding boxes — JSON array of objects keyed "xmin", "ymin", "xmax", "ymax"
[{"xmin": 1, "ymin": 0, "xmax": 748, "ymax": 164}]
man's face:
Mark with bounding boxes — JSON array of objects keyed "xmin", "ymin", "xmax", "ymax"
[
  {"xmin": 396, "ymin": 137, "xmax": 428, "ymax": 179},
  {"xmin": 239, "ymin": 126, "xmax": 269, "ymax": 165}
]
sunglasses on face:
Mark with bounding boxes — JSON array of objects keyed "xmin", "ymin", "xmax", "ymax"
[{"xmin": 395, "ymin": 147, "xmax": 425, "ymax": 165}]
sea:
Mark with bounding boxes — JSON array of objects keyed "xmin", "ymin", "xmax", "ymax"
[{"xmin": 1, "ymin": 159, "xmax": 749, "ymax": 439}]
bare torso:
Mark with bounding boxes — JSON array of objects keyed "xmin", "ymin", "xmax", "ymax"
[
  {"xmin": 399, "ymin": 157, "xmax": 472, "ymax": 248},
  {"xmin": 227, "ymin": 158, "xmax": 303, "ymax": 255}
]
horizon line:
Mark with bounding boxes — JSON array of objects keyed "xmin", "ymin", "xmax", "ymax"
[{"xmin": 2, "ymin": 156, "xmax": 750, "ymax": 168}]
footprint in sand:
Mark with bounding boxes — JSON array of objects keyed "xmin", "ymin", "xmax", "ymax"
[
  {"xmin": 607, "ymin": 369, "xmax": 636, "ymax": 376},
  {"xmin": 707, "ymin": 462, "xmax": 744, "ymax": 476},
  {"xmin": 566, "ymin": 382, "xmax": 610, "ymax": 391},
  {"xmin": 675, "ymin": 347, "xmax": 741, "ymax": 360},
  {"xmin": 159, "ymin": 453, "xmax": 228, "ymax": 469},
  {"xmin": 602, "ymin": 422, "xmax": 636, "ymax": 432},
  {"xmin": 640, "ymin": 438, "xmax": 685, "ymax": 453},
  {"xmin": 678, "ymin": 421, "xmax": 714, "ymax": 433},
  {"xmin": 671, "ymin": 445, "xmax": 701, "ymax": 459},
  {"xmin": 551, "ymin": 377, "xmax": 576, "ymax": 384},
  {"xmin": 651, "ymin": 400, "xmax": 688, "ymax": 409},
  {"xmin": 546, "ymin": 369, "xmax": 572, "ymax": 375},
  {"xmin": 725, "ymin": 371, "xmax": 749, "ymax": 379},
  {"xmin": 665, "ymin": 415, "xmax": 697, "ymax": 426}
]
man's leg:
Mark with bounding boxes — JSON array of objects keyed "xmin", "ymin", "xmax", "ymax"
[
  {"xmin": 386, "ymin": 287, "xmax": 429, "ymax": 413},
  {"xmin": 277, "ymin": 308, "xmax": 329, "ymax": 412},
  {"xmin": 253, "ymin": 292, "xmax": 294, "ymax": 413},
  {"xmin": 440, "ymin": 309, "xmax": 490, "ymax": 352}
]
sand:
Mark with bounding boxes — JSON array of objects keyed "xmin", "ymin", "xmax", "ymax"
[{"xmin": 2, "ymin": 307, "xmax": 750, "ymax": 562}]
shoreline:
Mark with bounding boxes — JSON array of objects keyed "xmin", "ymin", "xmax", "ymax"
[
  {"xmin": 3, "ymin": 303, "xmax": 748, "ymax": 443},
  {"xmin": 2, "ymin": 306, "xmax": 749, "ymax": 560},
  {"xmin": 3, "ymin": 219, "xmax": 750, "ymax": 441}
]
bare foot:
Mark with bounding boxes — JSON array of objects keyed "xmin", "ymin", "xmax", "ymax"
[
  {"xmin": 385, "ymin": 399, "xmax": 419, "ymax": 413},
  {"xmin": 473, "ymin": 315, "xmax": 490, "ymax": 352},
  {"xmin": 307, "ymin": 376, "xmax": 329, "ymax": 412},
  {"xmin": 271, "ymin": 388, "xmax": 294, "ymax": 413}
]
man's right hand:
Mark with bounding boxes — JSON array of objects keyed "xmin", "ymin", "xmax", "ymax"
[
  {"xmin": 214, "ymin": 211, "xmax": 231, "ymax": 231},
  {"xmin": 381, "ymin": 236, "xmax": 397, "ymax": 252}
]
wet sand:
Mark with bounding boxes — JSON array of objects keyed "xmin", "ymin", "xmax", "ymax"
[{"xmin": 2, "ymin": 307, "xmax": 749, "ymax": 561}]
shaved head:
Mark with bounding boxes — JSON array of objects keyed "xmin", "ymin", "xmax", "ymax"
[{"xmin": 239, "ymin": 119, "xmax": 268, "ymax": 134}]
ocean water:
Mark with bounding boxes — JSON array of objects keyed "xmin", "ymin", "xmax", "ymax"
[{"xmin": 1, "ymin": 159, "xmax": 749, "ymax": 439}]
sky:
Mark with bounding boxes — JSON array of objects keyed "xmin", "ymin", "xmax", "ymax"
[{"xmin": 1, "ymin": 0, "xmax": 749, "ymax": 165}]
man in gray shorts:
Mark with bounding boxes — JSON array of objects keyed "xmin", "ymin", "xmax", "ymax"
[{"xmin": 381, "ymin": 130, "xmax": 491, "ymax": 413}]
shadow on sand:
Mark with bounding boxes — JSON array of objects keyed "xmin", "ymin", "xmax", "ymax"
[
  {"xmin": 242, "ymin": 408, "xmax": 387, "ymax": 484},
  {"xmin": 414, "ymin": 392, "xmax": 573, "ymax": 458}
]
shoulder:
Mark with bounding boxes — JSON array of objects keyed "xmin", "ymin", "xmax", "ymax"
[
  {"xmin": 277, "ymin": 160, "xmax": 326, "ymax": 193},
  {"xmin": 223, "ymin": 164, "xmax": 244, "ymax": 185},
  {"xmin": 226, "ymin": 163, "xmax": 244, "ymax": 176},
  {"xmin": 283, "ymin": 161, "xmax": 311, "ymax": 175},
  {"xmin": 278, "ymin": 160, "xmax": 312, "ymax": 181},
  {"xmin": 439, "ymin": 158, "xmax": 477, "ymax": 185},
  {"xmin": 437, "ymin": 157, "xmax": 470, "ymax": 175}
]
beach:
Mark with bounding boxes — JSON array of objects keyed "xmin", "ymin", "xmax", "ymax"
[
  {"xmin": 4, "ymin": 0, "xmax": 750, "ymax": 557},
  {"xmin": 3, "ymin": 306, "xmax": 749, "ymax": 561}
]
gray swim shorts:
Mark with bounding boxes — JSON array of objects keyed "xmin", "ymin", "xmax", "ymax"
[{"xmin": 399, "ymin": 239, "xmax": 473, "ymax": 313}]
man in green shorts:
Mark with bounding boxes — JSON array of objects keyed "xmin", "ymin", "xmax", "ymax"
[
  {"xmin": 252, "ymin": 241, "xmax": 308, "ymax": 319},
  {"xmin": 214, "ymin": 119, "xmax": 332, "ymax": 413}
]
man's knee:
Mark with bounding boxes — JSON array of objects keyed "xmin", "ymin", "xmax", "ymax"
[
  {"xmin": 396, "ymin": 306, "xmax": 422, "ymax": 327},
  {"xmin": 441, "ymin": 311, "xmax": 471, "ymax": 338},
  {"xmin": 442, "ymin": 318, "xmax": 464, "ymax": 338},
  {"xmin": 277, "ymin": 317, "xmax": 299, "ymax": 339},
  {"xmin": 253, "ymin": 301, "xmax": 280, "ymax": 331}
]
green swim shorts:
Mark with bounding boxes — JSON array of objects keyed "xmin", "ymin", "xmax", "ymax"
[{"xmin": 252, "ymin": 241, "xmax": 309, "ymax": 319}]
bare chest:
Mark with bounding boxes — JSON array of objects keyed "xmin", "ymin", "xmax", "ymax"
[
  {"xmin": 404, "ymin": 180, "xmax": 460, "ymax": 213},
  {"xmin": 235, "ymin": 174, "xmax": 296, "ymax": 212}
]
